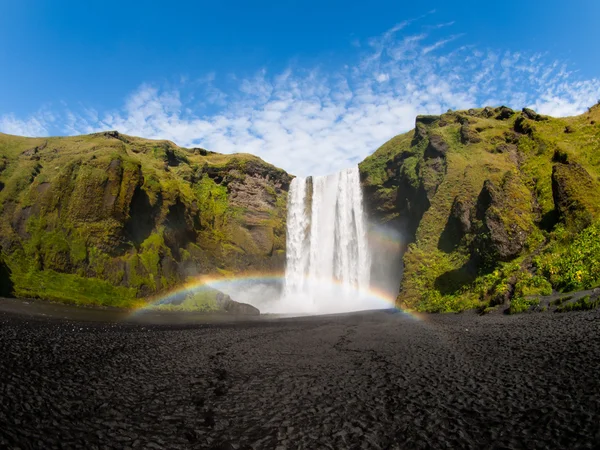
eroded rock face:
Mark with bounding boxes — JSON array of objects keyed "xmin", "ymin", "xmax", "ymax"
[
  {"xmin": 522, "ymin": 107, "xmax": 545, "ymax": 121},
  {"xmin": 496, "ymin": 106, "xmax": 515, "ymax": 120},
  {"xmin": 460, "ymin": 124, "xmax": 482, "ymax": 144},
  {"xmin": 420, "ymin": 134, "xmax": 448, "ymax": 200},
  {"xmin": 0, "ymin": 247, "xmax": 14, "ymax": 297},
  {"xmin": 0, "ymin": 132, "xmax": 291, "ymax": 304},
  {"xmin": 552, "ymin": 162, "xmax": 600, "ymax": 230},
  {"xmin": 475, "ymin": 173, "xmax": 534, "ymax": 262},
  {"xmin": 439, "ymin": 197, "xmax": 472, "ymax": 252}
]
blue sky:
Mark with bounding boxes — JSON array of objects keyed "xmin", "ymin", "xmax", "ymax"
[{"xmin": 1, "ymin": 1, "xmax": 599, "ymax": 176}]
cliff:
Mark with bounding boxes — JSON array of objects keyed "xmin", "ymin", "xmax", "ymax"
[
  {"xmin": 0, "ymin": 131, "xmax": 291, "ymax": 308},
  {"xmin": 360, "ymin": 104, "xmax": 600, "ymax": 312}
]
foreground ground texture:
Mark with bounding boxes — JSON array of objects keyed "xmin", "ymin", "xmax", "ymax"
[{"xmin": 1, "ymin": 307, "xmax": 600, "ymax": 449}]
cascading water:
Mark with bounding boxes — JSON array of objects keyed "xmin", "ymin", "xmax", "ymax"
[{"xmin": 280, "ymin": 166, "xmax": 385, "ymax": 314}]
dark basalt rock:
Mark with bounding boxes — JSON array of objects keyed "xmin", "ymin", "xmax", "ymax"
[
  {"xmin": 475, "ymin": 173, "xmax": 534, "ymax": 262},
  {"xmin": 215, "ymin": 292, "xmax": 260, "ymax": 315},
  {"xmin": 552, "ymin": 162, "xmax": 599, "ymax": 230},
  {"xmin": 439, "ymin": 196, "xmax": 472, "ymax": 252},
  {"xmin": 482, "ymin": 106, "xmax": 495, "ymax": 118},
  {"xmin": 0, "ymin": 248, "xmax": 14, "ymax": 297},
  {"xmin": 424, "ymin": 134, "xmax": 449, "ymax": 159},
  {"xmin": 460, "ymin": 124, "xmax": 482, "ymax": 144},
  {"xmin": 420, "ymin": 134, "xmax": 449, "ymax": 201},
  {"xmin": 514, "ymin": 116, "xmax": 534, "ymax": 136},
  {"xmin": 522, "ymin": 107, "xmax": 545, "ymax": 121},
  {"xmin": 100, "ymin": 130, "xmax": 131, "ymax": 143},
  {"xmin": 495, "ymin": 106, "xmax": 515, "ymax": 120}
]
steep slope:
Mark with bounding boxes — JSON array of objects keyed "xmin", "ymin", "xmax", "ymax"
[
  {"xmin": 360, "ymin": 104, "xmax": 600, "ymax": 312},
  {"xmin": 0, "ymin": 131, "xmax": 291, "ymax": 307}
]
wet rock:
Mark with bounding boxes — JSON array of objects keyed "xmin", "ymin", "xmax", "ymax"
[{"xmin": 215, "ymin": 292, "xmax": 260, "ymax": 315}]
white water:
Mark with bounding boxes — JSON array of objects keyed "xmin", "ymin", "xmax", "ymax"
[{"xmin": 276, "ymin": 166, "xmax": 386, "ymax": 314}]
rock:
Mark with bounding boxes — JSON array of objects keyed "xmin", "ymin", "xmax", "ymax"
[
  {"xmin": 0, "ymin": 132, "xmax": 291, "ymax": 305},
  {"xmin": 460, "ymin": 124, "xmax": 482, "ymax": 144},
  {"xmin": 522, "ymin": 108, "xmax": 544, "ymax": 121},
  {"xmin": 421, "ymin": 134, "xmax": 449, "ymax": 200},
  {"xmin": 496, "ymin": 106, "xmax": 515, "ymax": 120},
  {"xmin": 438, "ymin": 197, "xmax": 472, "ymax": 252},
  {"xmin": 425, "ymin": 134, "xmax": 449, "ymax": 158},
  {"xmin": 416, "ymin": 115, "xmax": 440, "ymax": 126},
  {"xmin": 552, "ymin": 162, "xmax": 600, "ymax": 230},
  {"xmin": 481, "ymin": 107, "xmax": 495, "ymax": 118},
  {"xmin": 475, "ymin": 172, "xmax": 534, "ymax": 262},
  {"xmin": 216, "ymin": 292, "xmax": 260, "ymax": 315},
  {"xmin": 0, "ymin": 247, "xmax": 14, "ymax": 297},
  {"xmin": 514, "ymin": 116, "xmax": 534, "ymax": 136}
]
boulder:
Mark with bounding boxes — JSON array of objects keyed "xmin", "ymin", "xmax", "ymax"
[
  {"xmin": 481, "ymin": 107, "xmax": 495, "ymax": 118},
  {"xmin": 216, "ymin": 292, "xmax": 260, "ymax": 315},
  {"xmin": 522, "ymin": 108, "xmax": 544, "ymax": 121},
  {"xmin": 496, "ymin": 106, "xmax": 515, "ymax": 120}
]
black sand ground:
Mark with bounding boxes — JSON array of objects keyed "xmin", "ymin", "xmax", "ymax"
[{"xmin": 1, "ymin": 305, "xmax": 600, "ymax": 449}]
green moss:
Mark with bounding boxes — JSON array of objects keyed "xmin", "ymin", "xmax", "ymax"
[
  {"xmin": 509, "ymin": 296, "xmax": 540, "ymax": 314},
  {"xmin": 7, "ymin": 264, "xmax": 137, "ymax": 308},
  {"xmin": 363, "ymin": 105, "xmax": 600, "ymax": 313},
  {"xmin": 150, "ymin": 288, "xmax": 219, "ymax": 312},
  {"xmin": 515, "ymin": 274, "xmax": 552, "ymax": 297},
  {"xmin": 195, "ymin": 174, "xmax": 230, "ymax": 232},
  {"xmin": 536, "ymin": 221, "xmax": 600, "ymax": 291},
  {"xmin": 550, "ymin": 295, "xmax": 573, "ymax": 306},
  {"xmin": 555, "ymin": 295, "xmax": 600, "ymax": 313}
]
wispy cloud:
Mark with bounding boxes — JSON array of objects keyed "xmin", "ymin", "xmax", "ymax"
[
  {"xmin": 2, "ymin": 22, "xmax": 599, "ymax": 176},
  {"xmin": 422, "ymin": 34, "xmax": 464, "ymax": 54},
  {"xmin": 0, "ymin": 110, "xmax": 54, "ymax": 137}
]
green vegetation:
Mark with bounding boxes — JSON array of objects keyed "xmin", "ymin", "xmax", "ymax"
[
  {"xmin": 0, "ymin": 130, "xmax": 290, "ymax": 308},
  {"xmin": 360, "ymin": 104, "xmax": 600, "ymax": 313},
  {"xmin": 536, "ymin": 221, "xmax": 600, "ymax": 291},
  {"xmin": 550, "ymin": 295, "xmax": 573, "ymax": 307},
  {"xmin": 149, "ymin": 288, "xmax": 220, "ymax": 312},
  {"xmin": 555, "ymin": 295, "xmax": 600, "ymax": 313},
  {"xmin": 509, "ymin": 296, "xmax": 540, "ymax": 314}
]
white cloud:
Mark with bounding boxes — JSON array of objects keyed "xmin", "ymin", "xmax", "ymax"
[
  {"xmin": 0, "ymin": 110, "xmax": 53, "ymax": 137},
  {"xmin": 3, "ymin": 23, "xmax": 600, "ymax": 177}
]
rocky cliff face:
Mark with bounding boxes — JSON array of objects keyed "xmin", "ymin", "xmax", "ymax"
[
  {"xmin": 0, "ymin": 131, "xmax": 291, "ymax": 307},
  {"xmin": 360, "ymin": 104, "xmax": 600, "ymax": 312}
]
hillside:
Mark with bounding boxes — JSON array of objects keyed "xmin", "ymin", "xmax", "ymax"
[
  {"xmin": 0, "ymin": 131, "xmax": 291, "ymax": 308},
  {"xmin": 360, "ymin": 103, "xmax": 600, "ymax": 312}
]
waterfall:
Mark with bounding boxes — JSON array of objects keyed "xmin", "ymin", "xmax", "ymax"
[{"xmin": 281, "ymin": 166, "xmax": 379, "ymax": 314}]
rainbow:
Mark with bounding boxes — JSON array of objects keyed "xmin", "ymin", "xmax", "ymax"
[{"xmin": 131, "ymin": 270, "xmax": 420, "ymax": 319}]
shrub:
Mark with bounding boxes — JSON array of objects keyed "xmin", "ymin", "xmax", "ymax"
[
  {"xmin": 556, "ymin": 295, "xmax": 600, "ymax": 313},
  {"xmin": 537, "ymin": 221, "xmax": 600, "ymax": 291},
  {"xmin": 509, "ymin": 296, "xmax": 540, "ymax": 314}
]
